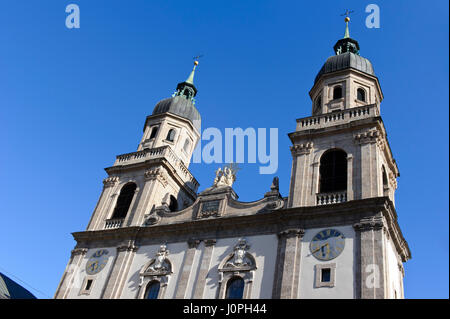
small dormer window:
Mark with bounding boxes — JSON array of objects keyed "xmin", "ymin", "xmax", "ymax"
[
  {"xmin": 357, "ymin": 88, "xmax": 366, "ymax": 102},
  {"xmin": 333, "ymin": 86, "xmax": 342, "ymax": 100},
  {"xmin": 166, "ymin": 129, "xmax": 176, "ymax": 142}
]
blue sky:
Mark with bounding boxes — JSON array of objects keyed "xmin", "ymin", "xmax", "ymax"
[{"xmin": 0, "ymin": 1, "xmax": 448, "ymax": 299}]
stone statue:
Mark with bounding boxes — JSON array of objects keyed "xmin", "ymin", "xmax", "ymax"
[
  {"xmin": 213, "ymin": 167, "xmax": 223, "ymax": 186},
  {"xmin": 212, "ymin": 164, "xmax": 239, "ymax": 188},
  {"xmin": 270, "ymin": 176, "xmax": 279, "ymax": 191}
]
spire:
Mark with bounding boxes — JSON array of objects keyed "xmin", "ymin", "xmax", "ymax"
[
  {"xmin": 173, "ymin": 60, "xmax": 199, "ymax": 103},
  {"xmin": 344, "ymin": 16, "xmax": 350, "ymax": 38},
  {"xmin": 333, "ymin": 11, "xmax": 360, "ymax": 56},
  {"xmin": 185, "ymin": 60, "xmax": 198, "ymax": 85}
]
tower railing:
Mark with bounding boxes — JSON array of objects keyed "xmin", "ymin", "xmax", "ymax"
[
  {"xmin": 316, "ymin": 191, "xmax": 347, "ymax": 205},
  {"xmin": 113, "ymin": 145, "xmax": 200, "ymax": 192},
  {"xmin": 296, "ymin": 104, "xmax": 378, "ymax": 131},
  {"xmin": 104, "ymin": 218, "xmax": 124, "ymax": 229}
]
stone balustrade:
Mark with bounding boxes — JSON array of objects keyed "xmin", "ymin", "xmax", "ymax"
[
  {"xmin": 296, "ymin": 104, "xmax": 378, "ymax": 131},
  {"xmin": 115, "ymin": 147, "xmax": 166, "ymax": 164},
  {"xmin": 316, "ymin": 191, "xmax": 347, "ymax": 205},
  {"xmin": 104, "ymin": 218, "xmax": 124, "ymax": 229},
  {"xmin": 113, "ymin": 145, "xmax": 199, "ymax": 192}
]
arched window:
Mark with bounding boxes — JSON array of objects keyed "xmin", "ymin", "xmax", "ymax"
[
  {"xmin": 111, "ymin": 183, "xmax": 137, "ymax": 219},
  {"xmin": 319, "ymin": 150, "xmax": 347, "ymax": 193},
  {"xmin": 225, "ymin": 277, "xmax": 244, "ymax": 299},
  {"xmin": 166, "ymin": 129, "xmax": 176, "ymax": 142},
  {"xmin": 314, "ymin": 95, "xmax": 322, "ymax": 114},
  {"xmin": 357, "ymin": 88, "xmax": 366, "ymax": 101},
  {"xmin": 333, "ymin": 86, "xmax": 342, "ymax": 100},
  {"xmin": 183, "ymin": 139, "xmax": 191, "ymax": 153},
  {"xmin": 382, "ymin": 166, "xmax": 388, "ymax": 187},
  {"xmin": 144, "ymin": 281, "xmax": 160, "ymax": 299},
  {"xmin": 169, "ymin": 195, "xmax": 178, "ymax": 212},
  {"xmin": 149, "ymin": 126, "xmax": 158, "ymax": 139},
  {"xmin": 382, "ymin": 166, "xmax": 389, "ymax": 196}
]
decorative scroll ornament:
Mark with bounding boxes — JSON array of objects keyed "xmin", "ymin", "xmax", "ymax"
[
  {"xmin": 353, "ymin": 128, "xmax": 384, "ymax": 145},
  {"xmin": 290, "ymin": 142, "xmax": 313, "ymax": 156},
  {"xmin": 145, "ymin": 168, "xmax": 168, "ymax": 187},
  {"xmin": 143, "ymin": 212, "xmax": 161, "ymax": 226},
  {"xmin": 353, "ymin": 218, "xmax": 384, "ymax": 232},
  {"xmin": 388, "ymin": 171, "xmax": 398, "ymax": 190},
  {"xmin": 219, "ymin": 239, "xmax": 256, "ymax": 272},
  {"xmin": 212, "ymin": 163, "xmax": 240, "ymax": 188},
  {"xmin": 103, "ymin": 176, "xmax": 119, "ymax": 187}
]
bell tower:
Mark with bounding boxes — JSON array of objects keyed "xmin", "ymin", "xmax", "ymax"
[
  {"xmin": 288, "ymin": 16, "xmax": 398, "ymax": 208},
  {"xmin": 284, "ymin": 17, "xmax": 409, "ymax": 299},
  {"xmin": 85, "ymin": 61, "xmax": 202, "ymax": 232}
]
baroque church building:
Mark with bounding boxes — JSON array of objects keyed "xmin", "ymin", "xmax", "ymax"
[{"xmin": 55, "ymin": 19, "xmax": 411, "ymax": 299}]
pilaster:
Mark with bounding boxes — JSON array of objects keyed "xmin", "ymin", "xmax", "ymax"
[
  {"xmin": 272, "ymin": 229, "xmax": 305, "ymax": 299},
  {"xmin": 54, "ymin": 248, "xmax": 88, "ymax": 299},
  {"xmin": 289, "ymin": 142, "xmax": 313, "ymax": 207},
  {"xmin": 101, "ymin": 241, "xmax": 139, "ymax": 299},
  {"xmin": 354, "ymin": 128, "xmax": 383, "ymax": 199},
  {"xmin": 175, "ymin": 238, "xmax": 201, "ymax": 299},
  {"xmin": 129, "ymin": 168, "xmax": 169, "ymax": 227},
  {"xmin": 347, "ymin": 154, "xmax": 354, "ymax": 200},
  {"xmin": 88, "ymin": 176, "xmax": 119, "ymax": 231},
  {"xmin": 353, "ymin": 218, "xmax": 386, "ymax": 299},
  {"xmin": 193, "ymin": 239, "xmax": 216, "ymax": 299}
]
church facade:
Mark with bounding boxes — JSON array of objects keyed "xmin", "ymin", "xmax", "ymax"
[{"xmin": 54, "ymin": 20, "xmax": 411, "ymax": 299}]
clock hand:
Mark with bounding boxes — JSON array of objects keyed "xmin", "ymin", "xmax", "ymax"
[{"xmin": 312, "ymin": 242, "xmax": 328, "ymax": 254}]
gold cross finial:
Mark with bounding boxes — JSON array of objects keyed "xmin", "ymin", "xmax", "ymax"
[
  {"xmin": 193, "ymin": 55, "xmax": 203, "ymax": 66},
  {"xmin": 341, "ymin": 9, "xmax": 354, "ymax": 22}
]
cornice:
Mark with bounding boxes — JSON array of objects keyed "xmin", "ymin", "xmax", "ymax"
[
  {"xmin": 289, "ymin": 116, "xmax": 382, "ymax": 142},
  {"xmin": 72, "ymin": 197, "xmax": 409, "ymax": 262}
]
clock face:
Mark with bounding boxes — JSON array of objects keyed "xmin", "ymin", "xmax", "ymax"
[
  {"xmin": 310, "ymin": 229, "xmax": 345, "ymax": 261},
  {"xmin": 86, "ymin": 249, "xmax": 109, "ymax": 275}
]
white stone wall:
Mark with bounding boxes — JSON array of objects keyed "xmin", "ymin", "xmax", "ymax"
[
  {"xmin": 120, "ymin": 242, "xmax": 187, "ymax": 299},
  {"xmin": 117, "ymin": 234, "xmax": 277, "ymax": 299},
  {"xmin": 298, "ymin": 225, "xmax": 355, "ymax": 299},
  {"xmin": 65, "ymin": 247, "xmax": 116, "ymax": 299},
  {"xmin": 203, "ymin": 235, "xmax": 278, "ymax": 299},
  {"xmin": 385, "ymin": 238, "xmax": 403, "ymax": 298}
]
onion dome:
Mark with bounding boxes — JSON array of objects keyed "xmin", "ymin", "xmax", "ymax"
[{"xmin": 314, "ymin": 15, "xmax": 375, "ymax": 84}]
